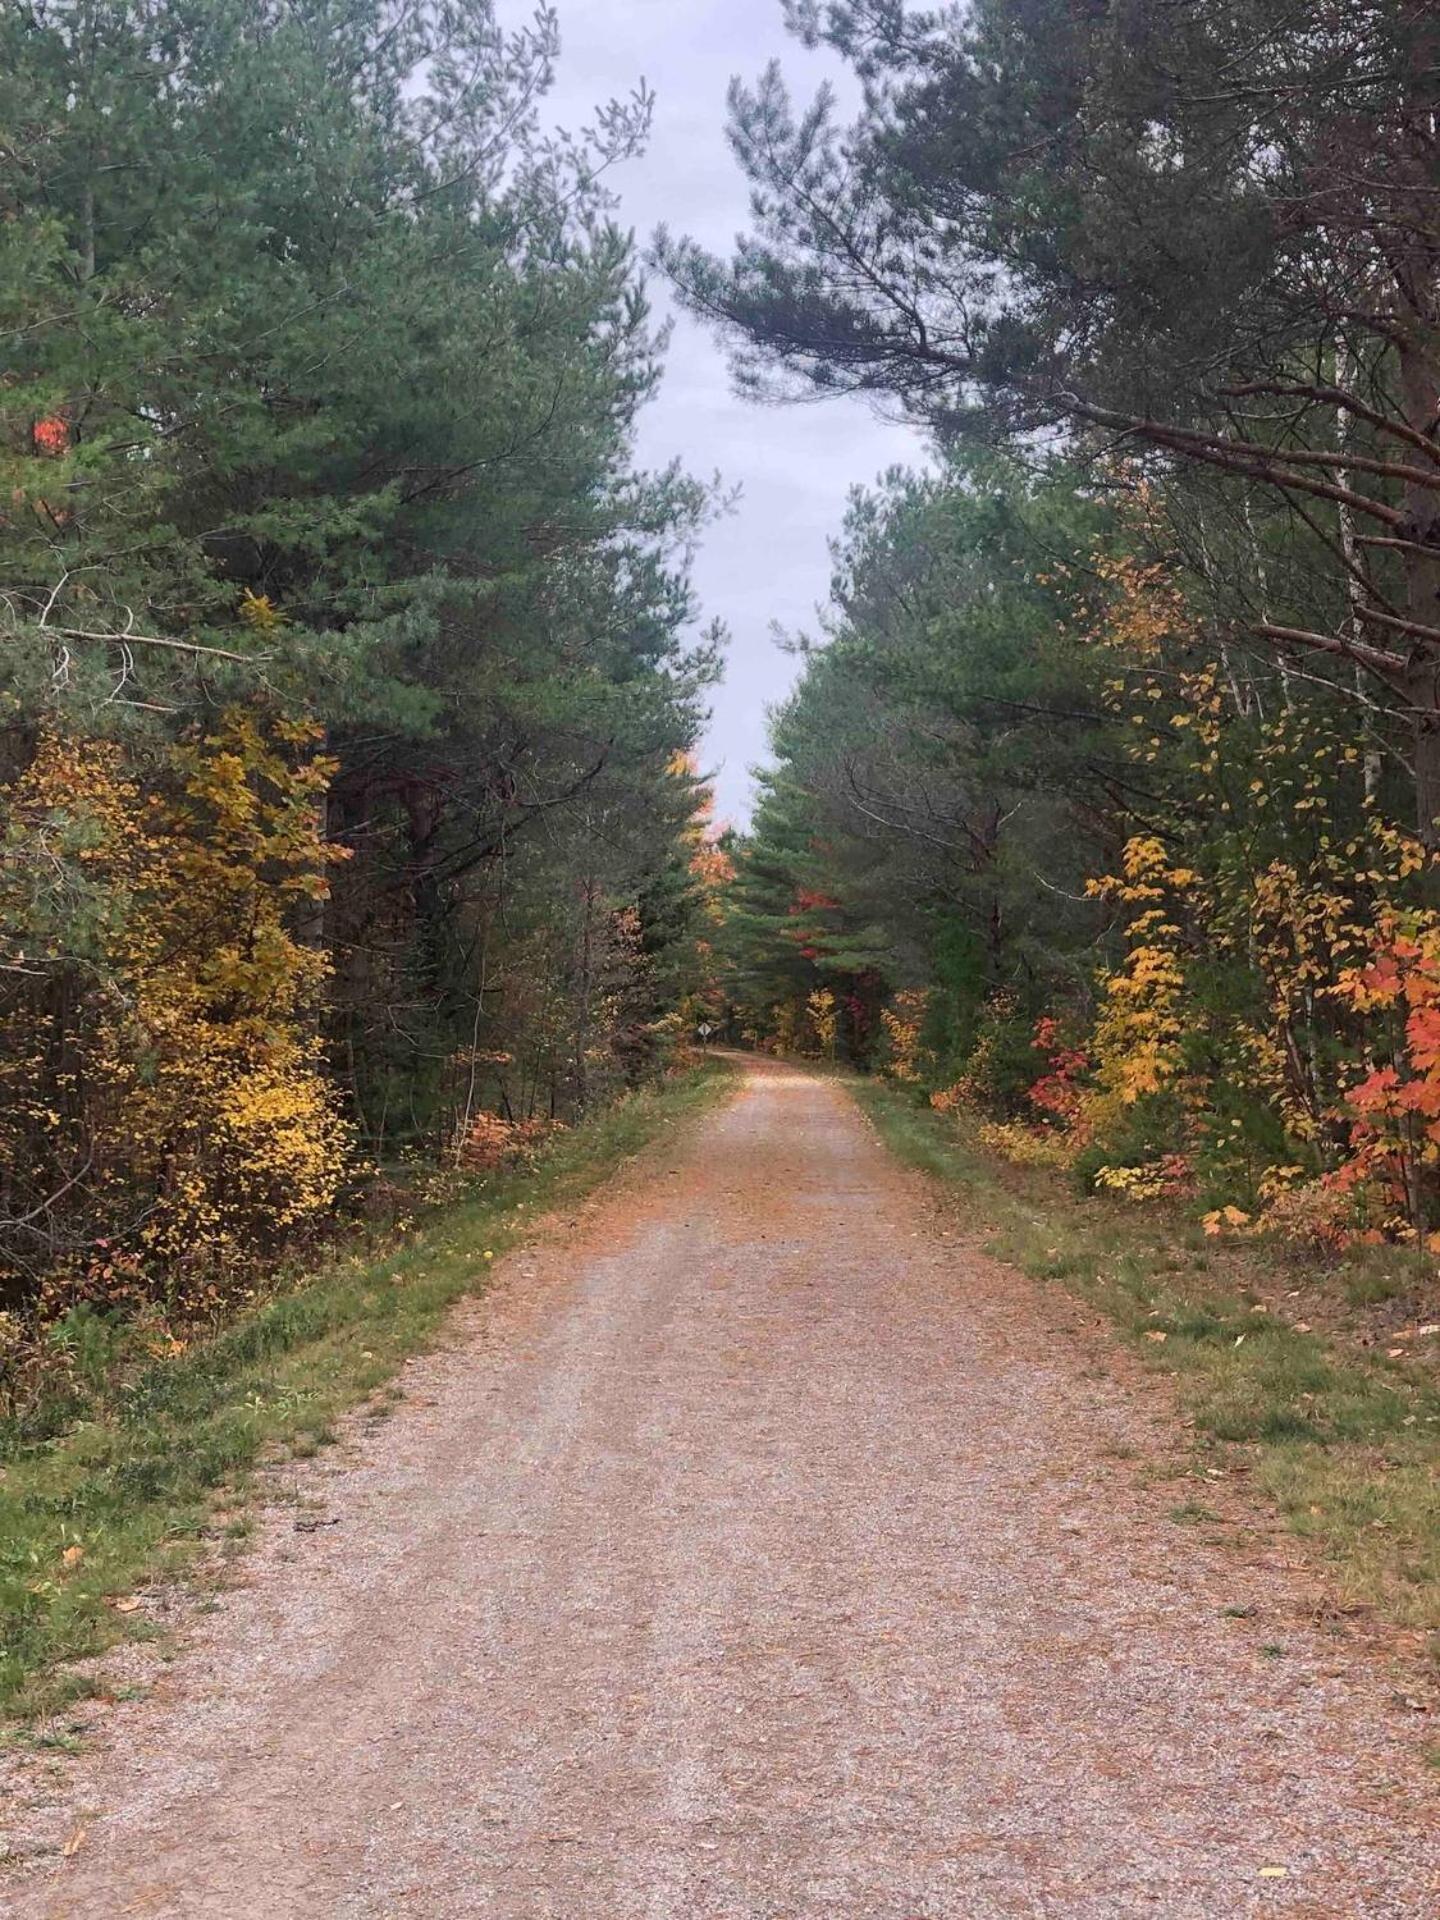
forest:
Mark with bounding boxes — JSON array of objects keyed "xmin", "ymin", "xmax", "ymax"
[
  {"xmin": 3, "ymin": 0, "xmax": 1440, "ymax": 1384},
  {"xmin": 0, "ymin": 1, "xmax": 729, "ymax": 1374},
  {"xmin": 3, "ymin": 0, "xmax": 1440, "ymax": 1893},
  {"xmin": 676, "ymin": 0, "xmax": 1440, "ymax": 1260}
]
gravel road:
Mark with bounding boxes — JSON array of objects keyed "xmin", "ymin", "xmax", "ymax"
[{"xmin": 7, "ymin": 1057, "xmax": 1439, "ymax": 1917}]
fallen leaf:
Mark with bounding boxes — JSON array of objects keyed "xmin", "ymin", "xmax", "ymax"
[
  {"xmin": 62, "ymin": 1826, "xmax": 88, "ymax": 1858},
  {"xmin": 111, "ymin": 1596, "xmax": 142, "ymax": 1614},
  {"xmin": 61, "ymin": 1544, "xmax": 84, "ymax": 1569},
  {"xmin": 1145, "ymin": 1330, "xmax": 1167, "ymax": 1343},
  {"xmin": 1387, "ymin": 1346, "xmax": 1405, "ymax": 1358},
  {"xmin": 1257, "ymin": 1866, "xmax": 1288, "ymax": 1879}
]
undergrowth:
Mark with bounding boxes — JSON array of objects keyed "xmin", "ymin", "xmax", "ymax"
[
  {"xmin": 855, "ymin": 1080, "xmax": 1440, "ymax": 1657},
  {"xmin": 0, "ymin": 1061, "xmax": 733, "ymax": 1718}
]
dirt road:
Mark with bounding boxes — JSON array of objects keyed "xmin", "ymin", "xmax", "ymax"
[{"xmin": 7, "ymin": 1059, "xmax": 1439, "ymax": 1917}]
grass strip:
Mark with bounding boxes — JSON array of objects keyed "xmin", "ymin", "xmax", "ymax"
[
  {"xmin": 0, "ymin": 1061, "xmax": 734, "ymax": 1718},
  {"xmin": 854, "ymin": 1080, "xmax": 1440, "ymax": 1654}
]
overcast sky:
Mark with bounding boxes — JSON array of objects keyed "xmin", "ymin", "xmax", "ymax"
[{"xmin": 523, "ymin": 1, "xmax": 926, "ymax": 825}]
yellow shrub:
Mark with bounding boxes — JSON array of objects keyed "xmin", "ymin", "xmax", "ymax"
[
  {"xmin": 976, "ymin": 1119, "xmax": 1078, "ymax": 1170},
  {"xmin": 0, "ymin": 713, "xmax": 352, "ymax": 1309},
  {"xmin": 807, "ymin": 987, "xmax": 839, "ymax": 1058},
  {"xmin": 880, "ymin": 989, "xmax": 929, "ymax": 1081}
]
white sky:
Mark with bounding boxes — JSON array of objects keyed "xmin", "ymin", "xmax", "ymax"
[{"xmin": 526, "ymin": 0, "xmax": 926, "ymax": 825}]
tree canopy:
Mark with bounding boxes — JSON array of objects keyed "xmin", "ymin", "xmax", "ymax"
[
  {"xmin": 1, "ymin": 1, "xmax": 727, "ymax": 1313},
  {"xmin": 663, "ymin": 0, "xmax": 1440, "ymax": 831},
  {"xmin": 696, "ymin": 0, "xmax": 1440, "ymax": 1253}
]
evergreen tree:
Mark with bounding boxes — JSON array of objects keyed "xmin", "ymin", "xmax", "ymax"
[{"xmin": 663, "ymin": 0, "xmax": 1440, "ymax": 831}]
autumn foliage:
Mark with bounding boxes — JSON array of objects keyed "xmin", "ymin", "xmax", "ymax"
[
  {"xmin": 1329, "ymin": 923, "xmax": 1440, "ymax": 1241},
  {"xmin": 722, "ymin": 450, "xmax": 1440, "ymax": 1273},
  {"xmin": 0, "ymin": 0, "xmax": 728, "ymax": 1370},
  {"xmin": 0, "ymin": 716, "xmax": 351, "ymax": 1313}
]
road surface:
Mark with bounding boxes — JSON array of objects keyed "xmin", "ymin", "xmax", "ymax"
[{"xmin": 7, "ymin": 1058, "xmax": 1439, "ymax": 1916}]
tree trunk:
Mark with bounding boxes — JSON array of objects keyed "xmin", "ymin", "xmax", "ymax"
[
  {"xmin": 1335, "ymin": 342, "xmax": 1382, "ymax": 802},
  {"xmin": 573, "ymin": 871, "xmax": 597, "ymax": 1113},
  {"xmin": 1412, "ymin": 698, "xmax": 1440, "ymax": 852},
  {"xmin": 1397, "ymin": 12, "xmax": 1440, "ymax": 842}
]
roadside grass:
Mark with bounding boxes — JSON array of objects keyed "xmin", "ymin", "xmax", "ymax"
[
  {"xmin": 0, "ymin": 1061, "xmax": 734, "ymax": 1720},
  {"xmin": 854, "ymin": 1081, "xmax": 1440, "ymax": 1650}
]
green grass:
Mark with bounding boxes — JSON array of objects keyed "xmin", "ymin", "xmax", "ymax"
[
  {"xmin": 854, "ymin": 1080, "xmax": 1440, "ymax": 1648},
  {"xmin": 0, "ymin": 1061, "xmax": 734, "ymax": 1718}
]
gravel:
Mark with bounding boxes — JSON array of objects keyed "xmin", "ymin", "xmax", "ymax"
[{"xmin": 4, "ymin": 1058, "xmax": 1438, "ymax": 1917}]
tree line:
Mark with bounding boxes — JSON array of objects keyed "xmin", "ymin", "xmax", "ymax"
[
  {"xmin": 687, "ymin": 0, "xmax": 1440, "ymax": 1250},
  {"xmin": 0, "ymin": 1, "xmax": 726, "ymax": 1329}
]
